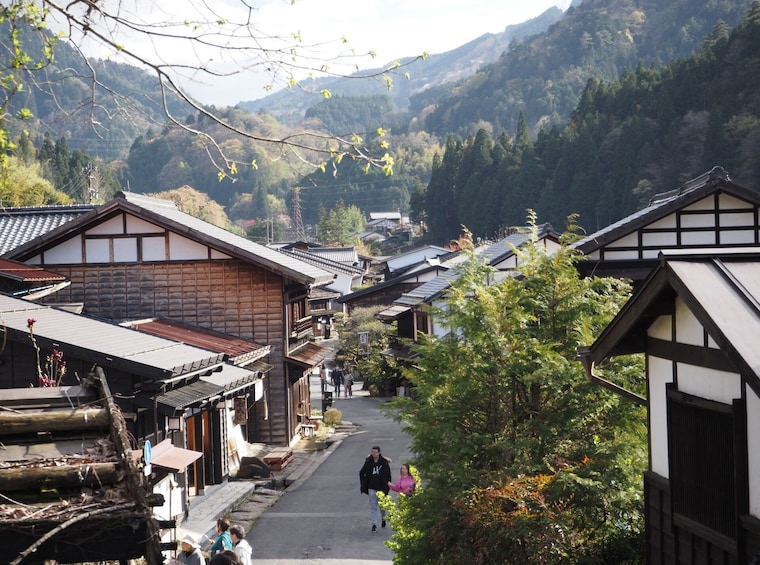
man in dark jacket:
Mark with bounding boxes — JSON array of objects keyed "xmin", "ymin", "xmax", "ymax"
[{"xmin": 359, "ymin": 445, "xmax": 392, "ymax": 532}]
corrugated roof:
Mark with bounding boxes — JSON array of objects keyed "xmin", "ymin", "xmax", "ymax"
[
  {"xmin": 377, "ymin": 304, "xmax": 412, "ymax": 321},
  {"xmin": 124, "ymin": 318, "xmax": 270, "ymax": 365},
  {"xmin": 0, "ymin": 204, "xmax": 95, "ymax": 255},
  {"xmin": 0, "ymin": 258, "xmax": 67, "ymax": 282},
  {"xmin": 286, "ymin": 341, "xmax": 330, "ymax": 367},
  {"xmin": 0, "ymin": 294, "xmax": 225, "ymax": 379}
]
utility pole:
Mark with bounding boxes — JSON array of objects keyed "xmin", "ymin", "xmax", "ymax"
[
  {"xmin": 83, "ymin": 163, "xmax": 98, "ymax": 203},
  {"xmin": 292, "ymin": 187, "xmax": 305, "ymax": 241}
]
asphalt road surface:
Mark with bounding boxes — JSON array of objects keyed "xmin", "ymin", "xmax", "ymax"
[{"xmin": 248, "ymin": 379, "xmax": 413, "ymax": 564}]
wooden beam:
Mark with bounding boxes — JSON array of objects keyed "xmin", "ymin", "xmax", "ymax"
[
  {"xmin": 0, "ymin": 462, "xmax": 120, "ymax": 491},
  {"xmin": 0, "ymin": 408, "xmax": 109, "ymax": 435}
]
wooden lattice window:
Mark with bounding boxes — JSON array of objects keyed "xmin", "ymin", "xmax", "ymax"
[{"xmin": 667, "ymin": 388, "xmax": 740, "ymax": 540}]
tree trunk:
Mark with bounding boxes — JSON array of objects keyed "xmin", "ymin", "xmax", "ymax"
[{"xmin": 0, "ymin": 462, "xmax": 121, "ymax": 491}]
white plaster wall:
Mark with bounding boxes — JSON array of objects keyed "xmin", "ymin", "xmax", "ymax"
[
  {"xmin": 648, "ymin": 356, "xmax": 673, "ymax": 477},
  {"xmin": 641, "ymin": 232, "xmax": 678, "ymax": 248},
  {"xmin": 142, "ymin": 236, "xmax": 167, "ymax": 261},
  {"xmin": 676, "ymin": 363, "xmax": 741, "ymax": 404},
  {"xmin": 168, "ymin": 232, "xmax": 209, "ymax": 260},
  {"xmin": 84, "ymin": 238, "xmax": 110, "ymax": 263},
  {"xmin": 720, "ymin": 211, "xmax": 755, "ymax": 227},
  {"xmin": 87, "ymin": 215, "xmax": 125, "ymax": 235},
  {"xmin": 42, "ymin": 235, "xmax": 83, "ymax": 264},
  {"xmin": 126, "ymin": 214, "xmax": 164, "ymax": 233},
  {"xmin": 113, "ymin": 238, "xmax": 138, "ymax": 262},
  {"xmin": 675, "ymin": 297, "xmax": 703, "ymax": 346},
  {"xmin": 607, "ymin": 232, "xmax": 639, "ymax": 248},
  {"xmin": 680, "ymin": 214, "xmax": 715, "ymax": 228},
  {"xmin": 602, "ymin": 249, "xmax": 640, "ymax": 260},
  {"xmin": 586, "ymin": 250, "xmax": 600, "ymax": 260},
  {"xmin": 748, "ymin": 385, "xmax": 760, "ymax": 517},
  {"xmin": 719, "ymin": 193, "xmax": 751, "ymax": 209},
  {"xmin": 681, "ymin": 231, "xmax": 716, "ymax": 246},
  {"xmin": 647, "ymin": 314, "xmax": 672, "ymax": 341},
  {"xmin": 648, "ymin": 215, "xmax": 677, "ymax": 229},
  {"xmin": 720, "ymin": 229, "xmax": 755, "ymax": 245},
  {"xmin": 683, "ymin": 197, "xmax": 717, "ymax": 211},
  {"xmin": 327, "ymin": 273, "xmax": 353, "ymax": 295},
  {"xmin": 152, "ymin": 474, "xmax": 183, "ymax": 521}
]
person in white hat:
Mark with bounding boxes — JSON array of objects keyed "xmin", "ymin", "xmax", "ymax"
[{"xmin": 178, "ymin": 534, "xmax": 206, "ymax": 565}]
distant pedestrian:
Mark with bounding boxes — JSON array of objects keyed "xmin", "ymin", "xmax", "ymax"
[
  {"xmin": 332, "ymin": 366, "xmax": 344, "ymax": 397},
  {"xmin": 229, "ymin": 525, "xmax": 252, "ymax": 565},
  {"xmin": 388, "ymin": 463, "xmax": 416, "ymax": 496},
  {"xmin": 208, "ymin": 518, "xmax": 233, "ymax": 558},
  {"xmin": 319, "ymin": 364, "xmax": 326, "ymax": 393},
  {"xmin": 177, "ymin": 534, "xmax": 206, "ymax": 565},
  {"xmin": 343, "ymin": 371, "xmax": 354, "ymax": 397},
  {"xmin": 359, "ymin": 445, "xmax": 392, "ymax": 532}
]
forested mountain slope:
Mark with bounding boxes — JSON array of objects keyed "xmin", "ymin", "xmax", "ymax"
[
  {"xmin": 238, "ymin": 7, "xmax": 565, "ymax": 125},
  {"xmin": 421, "ymin": 0, "xmax": 754, "ymax": 139},
  {"xmin": 419, "ymin": 1, "xmax": 760, "ymax": 244}
]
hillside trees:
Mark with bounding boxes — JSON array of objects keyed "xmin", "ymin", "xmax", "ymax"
[
  {"xmin": 416, "ymin": 3, "xmax": 760, "ymax": 244},
  {"xmin": 387, "ymin": 225, "xmax": 646, "ymax": 563}
]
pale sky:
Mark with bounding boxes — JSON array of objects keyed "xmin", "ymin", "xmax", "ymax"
[{"xmin": 59, "ymin": 0, "xmax": 572, "ymax": 106}]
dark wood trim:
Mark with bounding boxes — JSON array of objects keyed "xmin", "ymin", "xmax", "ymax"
[
  {"xmin": 666, "ymin": 387, "xmax": 734, "ymax": 414},
  {"xmin": 647, "ymin": 337, "xmax": 736, "ymax": 373},
  {"xmin": 672, "ymin": 513, "xmax": 737, "ymax": 554}
]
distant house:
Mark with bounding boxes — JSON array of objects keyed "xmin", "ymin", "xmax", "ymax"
[
  {"xmin": 381, "ymin": 245, "xmax": 451, "ymax": 280},
  {"xmin": 578, "ymin": 250, "xmax": 760, "ymax": 564},
  {"xmin": 378, "ymin": 225, "xmax": 561, "ymax": 343},
  {"xmin": 3, "ymin": 192, "xmax": 333, "ymax": 447},
  {"xmin": 574, "ymin": 167, "xmax": 760, "ymax": 284}
]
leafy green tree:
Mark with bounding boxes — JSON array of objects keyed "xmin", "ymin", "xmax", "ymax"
[
  {"xmin": 0, "ymin": 156, "xmax": 72, "ymax": 206},
  {"xmin": 318, "ymin": 200, "xmax": 364, "ymax": 245},
  {"xmin": 387, "ymin": 221, "xmax": 646, "ymax": 564}
]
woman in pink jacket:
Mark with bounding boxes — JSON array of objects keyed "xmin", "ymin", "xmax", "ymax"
[{"xmin": 388, "ymin": 463, "xmax": 416, "ymax": 495}]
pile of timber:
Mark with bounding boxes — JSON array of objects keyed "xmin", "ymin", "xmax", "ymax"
[{"xmin": 263, "ymin": 447, "xmax": 294, "ymax": 471}]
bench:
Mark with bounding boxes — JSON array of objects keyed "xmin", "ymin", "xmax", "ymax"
[{"xmin": 263, "ymin": 447, "xmax": 293, "ymax": 471}]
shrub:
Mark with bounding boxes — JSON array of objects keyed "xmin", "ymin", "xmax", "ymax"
[{"xmin": 323, "ymin": 407, "xmax": 342, "ymax": 427}]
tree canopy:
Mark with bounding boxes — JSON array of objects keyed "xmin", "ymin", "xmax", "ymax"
[{"xmin": 386, "ymin": 223, "xmax": 647, "ymax": 563}]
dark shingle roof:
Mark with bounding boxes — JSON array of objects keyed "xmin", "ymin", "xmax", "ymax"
[{"xmin": 0, "ymin": 204, "xmax": 95, "ymax": 255}]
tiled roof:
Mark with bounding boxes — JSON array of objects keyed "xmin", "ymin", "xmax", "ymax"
[
  {"xmin": 123, "ymin": 318, "xmax": 270, "ymax": 365},
  {"xmin": 0, "ymin": 204, "xmax": 95, "ymax": 255},
  {"xmin": 277, "ymin": 247, "xmax": 363, "ymax": 276}
]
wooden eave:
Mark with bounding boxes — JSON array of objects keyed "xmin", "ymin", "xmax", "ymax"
[{"xmin": 582, "ymin": 250, "xmax": 760, "ymax": 398}]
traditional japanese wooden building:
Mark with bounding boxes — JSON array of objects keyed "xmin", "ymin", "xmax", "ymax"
[
  {"xmin": 574, "ymin": 167, "xmax": 760, "ymax": 284},
  {"xmin": 4, "ymin": 191, "xmax": 333, "ymax": 446},
  {"xmin": 578, "ymin": 250, "xmax": 760, "ymax": 564}
]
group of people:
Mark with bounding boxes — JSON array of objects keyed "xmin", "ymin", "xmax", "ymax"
[
  {"xmin": 320, "ymin": 363, "xmax": 355, "ymax": 397},
  {"xmin": 176, "ymin": 518, "xmax": 252, "ymax": 565},
  {"xmin": 359, "ymin": 445, "xmax": 416, "ymax": 533}
]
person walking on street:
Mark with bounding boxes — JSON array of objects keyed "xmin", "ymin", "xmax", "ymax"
[
  {"xmin": 359, "ymin": 445, "xmax": 392, "ymax": 532},
  {"xmin": 343, "ymin": 371, "xmax": 354, "ymax": 397},
  {"xmin": 229, "ymin": 525, "xmax": 252, "ymax": 565},
  {"xmin": 332, "ymin": 365, "xmax": 343, "ymax": 398},
  {"xmin": 388, "ymin": 463, "xmax": 416, "ymax": 496}
]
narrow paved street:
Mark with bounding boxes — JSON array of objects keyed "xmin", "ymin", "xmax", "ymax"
[{"xmin": 248, "ymin": 377, "xmax": 412, "ymax": 564}]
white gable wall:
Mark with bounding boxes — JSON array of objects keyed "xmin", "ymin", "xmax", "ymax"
[
  {"xmin": 648, "ymin": 355, "xmax": 673, "ymax": 477},
  {"xmin": 25, "ymin": 212, "xmax": 233, "ymax": 264},
  {"xmin": 748, "ymin": 385, "xmax": 760, "ymax": 517}
]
